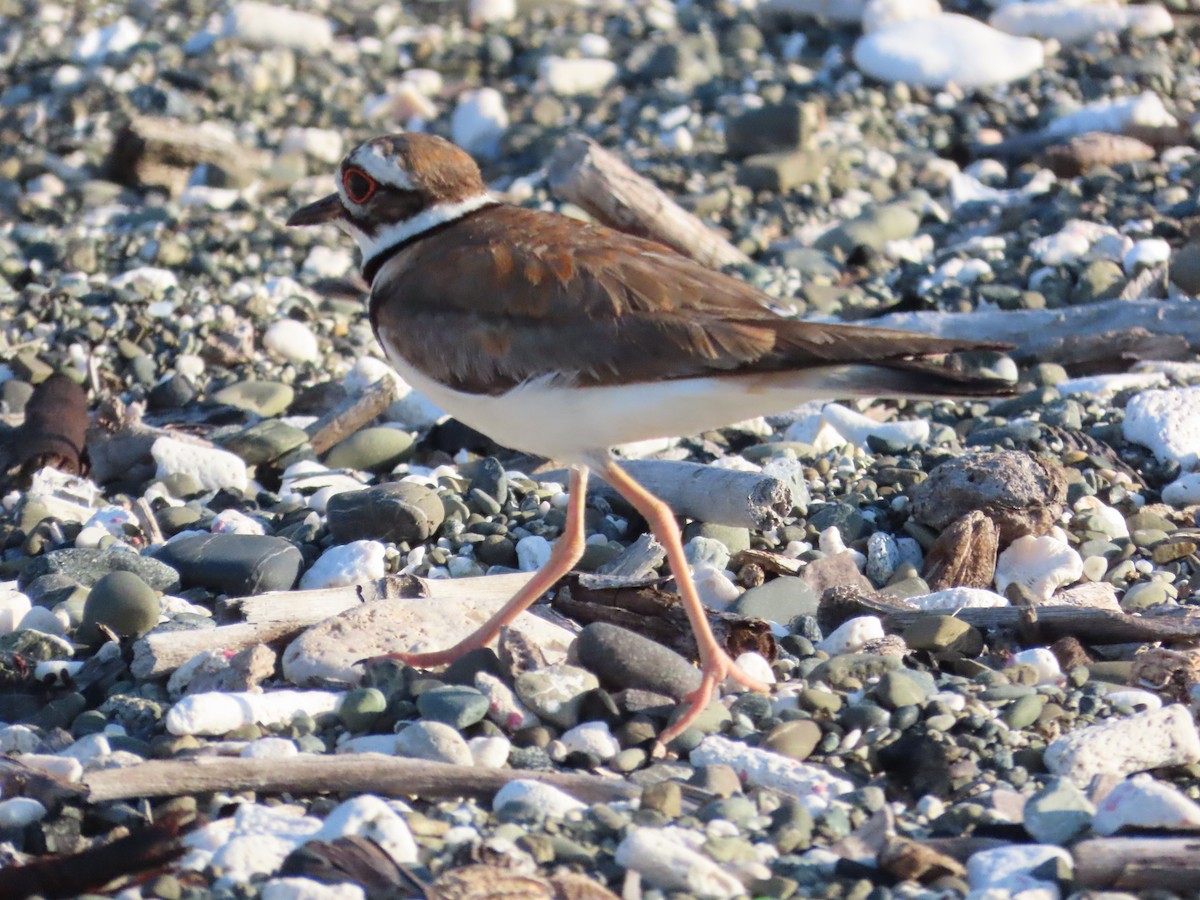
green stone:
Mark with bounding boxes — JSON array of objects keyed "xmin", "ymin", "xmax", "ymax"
[
  {"xmin": 1121, "ymin": 581, "xmax": 1169, "ymax": 610},
  {"xmin": 325, "ymin": 427, "xmax": 415, "ymax": 472},
  {"xmin": 79, "ymin": 571, "xmax": 160, "ymax": 644},
  {"xmin": 902, "ymin": 616, "xmax": 983, "ymax": 655},
  {"xmin": 641, "ymin": 780, "xmax": 682, "ymax": 817},
  {"xmin": 222, "ymin": 420, "xmax": 310, "ymax": 465},
  {"xmin": 1003, "ymin": 694, "xmax": 1046, "ymax": 730},
  {"xmin": 763, "ymin": 719, "xmax": 822, "ymax": 761},
  {"xmin": 338, "ymin": 688, "xmax": 387, "ymax": 732}
]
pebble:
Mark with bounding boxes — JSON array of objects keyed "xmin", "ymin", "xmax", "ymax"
[
  {"xmin": 326, "ymin": 482, "xmax": 444, "ymax": 544},
  {"xmin": 152, "ymin": 437, "xmax": 249, "ymax": 494},
  {"xmin": 451, "ymin": 88, "xmax": 508, "ymax": 160},
  {"xmin": 559, "ymin": 722, "xmax": 621, "ymax": 762},
  {"xmin": 299, "ymin": 540, "xmax": 386, "ymax": 590},
  {"xmin": 907, "ymin": 587, "xmax": 1009, "ymax": 611},
  {"xmin": 0, "ymin": 587, "xmax": 32, "ymax": 634},
  {"xmin": 416, "ymin": 685, "xmax": 489, "ymax": 730},
  {"xmin": 324, "ymin": 427, "xmax": 414, "ymax": 472},
  {"xmin": 493, "ymin": 780, "xmax": 585, "ymax": 819},
  {"xmin": 818, "ymin": 616, "xmax": 884, "ymax": 656},
  {"xmin": 78, "ymin": 570, "xmax": 160, "ymax": 643},
  {"xmin": 395, "ymin": 721, "xmax": 473, "ymax": 766},
  {"xmin": 223, "ymin": 1, "xmax": 332, "ymax": 53},
  {"xmin": 212, "ymin": 381, "xmax": 294, "ymax": 418},
  {"xmin": 821, "ymin": 403, "xmax": 929, "ymax": 449},
  {"xmin": 156, "ymin": 534, "xmax": 302, "ymax": 595},
  {"xmin": 1123, "ymin": 386, "xmax": 1200, "ymax": 470},
  {"xmin": 990, "ymin": 2, "xmax": 1173, "ymax": 44},
  {"xmin": 514, "ymin": 665, "xmax": 599, "ymax": 729},
  {"xmin": 1045, "ymin": 705, "xmax": 1200, "ymax": 786},
  {"xmin": 575, "ymin": 623, "xmax": 702, "ymax": 700},
  {"xmin": 263, "ymin": 319, "xmax": 320, "ymax": 364},
  {"xmin": 538, "ymin": 57, "xmax": 618, "ymax": 96},
  {"xmin": 732, "ymin": 575, "xmax": 818, "ymax": 623},
  {"xmin": 1023, "ymin": 777, "xmax": 1094, "ymax": 845},
  {"xmin": 0, "ymin": 797, "xmax": 48, "ymax": 828},
  {"xmin": 166, "ymin": 690, "xmax": 344, "ymax": 736},
  {"xmin": 1093, "ymin": 773, "xmax": 1200, "ymax": 836}
]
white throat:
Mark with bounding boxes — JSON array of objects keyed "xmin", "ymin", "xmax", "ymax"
[{"xmin": 347, "ymin": 193, "xmax": 496, "ymax": 273}]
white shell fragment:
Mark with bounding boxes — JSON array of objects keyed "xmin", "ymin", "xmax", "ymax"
[
  {"xmin": 690, "ymin": 735, "xmax": 855, "ymax": 813},
  {"xmin": 492, "ymin": 779, "xmax": 585, "ymax": 819},
  {"xmin": 1093, "ymin": 773, "xmax": 1200, "ymax": 836},
  {"xmin": 994, "ymin": 533, "xmax": 1084, "ymax": 602},
  {"xmin": 906, "ymin": 587, "xmax": 1010, "ymax": 611},
  {"xmin": 818, "ymin": 616, "xmax": 885, "ymax": 656},
  {"xmin": 1045, "ymin": 705, "xmax": 1200, "ymax": 786},
  {"xmin": 615, "ymin": 827, "xmax": 745, "ymax": 898},
  {"xmin": 166, "ymin": 690, "xmax": 346, "ymax": 736}
]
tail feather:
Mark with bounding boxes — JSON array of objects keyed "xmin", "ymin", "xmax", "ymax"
[{"xmin": 806, "ymin": 357, "xmax": 1017, "ymax": 400}]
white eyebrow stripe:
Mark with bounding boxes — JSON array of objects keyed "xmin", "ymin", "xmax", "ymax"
[{"xmin": 353, "ymin": 145, "xmax": 415, "ymax": 192}]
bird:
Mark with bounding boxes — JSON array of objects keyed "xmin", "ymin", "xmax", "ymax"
[{"xmin": 288, "ymin": 133, "xmax": 1012, "ymax": 745}]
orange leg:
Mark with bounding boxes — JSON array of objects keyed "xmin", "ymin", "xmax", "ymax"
[
  {"xmin": 366, "ymin": 467, "xmax": 589, "ymax": 667},
  {"xmin": 593, "ymin": 454, "xmax": 769, "ymax": 746}
]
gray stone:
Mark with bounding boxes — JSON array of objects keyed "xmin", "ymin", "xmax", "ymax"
[
  {"xmin": 763, "ymin": 719, "xmax": 822, "ymax": 761},
  {"xmin": 326, "ymin": 481, "xmax": 445, "ymax": 544},
  {"xmin": 19, "ymin": 547, "xmax": 182, "ymax": 594},
  {"xmin": 416, "ymin": 684, "xmax": 489, "ymax": 730},
  {"xmin": 324, "ymin": 427, "xmax": 414, "ymax": 472},
  {"xmin": 733, "ymin": 576, "xmax": 818, "ymax": 623},
  {"xmin": 814, "ymin": 203, "xmax": 920, "ymax": 254},
  {"xmin": 211, "ymin": 380, "xmax": 294, "ymax": 417},
  {"xmin": 575, "ymin": 623, "xmax": 701, "ymax": 700},
  {"xmin": 78, "ymin": 571, "xmax": 160, "ymax": 644},
  {"xmin": 395, "ymin": 720, "xmax": 473, "ymax": 765},
  {"xmin": 338, "ymin": 687, "xmax": 387, "ymax": 732},
  {"xmin": 1023, "ymin": 778, "xmax": 1094, "ymax": 845},
  {"xmin": 155, "ymin": 534, "xmax": 302, "ymax": 595},
  {"xmin": 726, "ymin": 102, "xmax": 820, "ymax": 159},
  {"xmin": 222, "ymin": 420, "xmax": 309, "ymax": 465},
  {"xmin": 1003, "ymin": 694, "xmax": 1047, "ymax": 729},
  {"xmin": 872, "ymin": 670, "xmax": 934, "ymax": 710},
  {"xmin": 737, "ymin": 150, "xmax": 829, "ymax": 192}
]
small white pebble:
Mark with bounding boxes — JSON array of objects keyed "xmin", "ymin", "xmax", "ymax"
[{"xmin": 263, "ymin": 319, "xmax": 320, "ymax": 363}]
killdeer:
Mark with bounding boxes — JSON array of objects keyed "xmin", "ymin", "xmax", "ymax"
[{"xmin": 288, "ymin": 133, "xmax": 1012, "ymax": 745}]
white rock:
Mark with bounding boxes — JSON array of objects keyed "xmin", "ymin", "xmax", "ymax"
[
  {"xmin": 280, "ymin": 127, "xmax": 344, "ymax": 165},
  {"xmin": 967, "ymin": 844, "xmax": 1072, "ymax": 894},
  {"xmin": 818, "ymin": 616, "xmax": 884, "ymax": 656},
  {"xmin": 1009, "ymin": 648, "xmax": 1062, "ymax": 685},
  {"xmin": 0, "ymin": 797, "xmax": 48, "ymax": 828},
  {"xmin": 493, "ymin": 779, "xmax": 585, "ymax": 818},
  {"xmin": 61, "ymin": 733, "xmax": 110, "ymax": 764},
  {"xmin": 14, "ymin": 753, "xmax": 83, "ymax": 782},
  {"xmin": 1123, "ymin": 386, "xmax": 1200, "ymax": 470},
  {"xmin": 300, "ymin": 540, "xmax": 386, "ymax": 590},
  {"xmin": 784, "ymin": 412, "xmax": 847, "ymax": 452},
  {"xmin": 853, "ymin": 13, "xmax": 1043, "ymax": 88},
  {"xmin": 907, "ymin": 587, "xmax": 1010, "ymax": 611},
  {"xmin": 866, "ymin": 532, "xmax": 901, "ymax": 585},
  {"xmin": 468, "ymin": 735, "xmax": 511, "ymax": 769},
  {"xmin": 1057, "ymin": 371, "xmax": 1166, "ymax": 397},
  {"xmin": 1052, "ymin": 582, "xmax": 1121, "ymax": 611},
  {"xmin": 241, "ymin": 737, "xmax": 299, "ymax": 759},
  {"xmin": 538, "ymin": 56, "xmax": 618, "ymax": 96},
  {"xmin": 72, "ymin": 17, "xmax": 141, "ymax": 62},
  {"xmin": 690, "ymin": 735, "xmax": 855, "ymax": 813},
  {"xmin": 1093, "ymin": 773, "xmax": 1200, "ymax": 836},
  {"xmin": 995, "ymin": 533, "xmax": 1083, "ymax": 602},
  {"xmin": 476, "ymin": 671, "xmax": 539, "ymax": 731},
  {"xmin": 821, "ymin": 403, "xmax": 929, "ymax": 449},
  {"xmin": 990, "ymin": 2, "xmax": 1172, "ymax": 45},
  {"xmin": 862, "ymin": 0, "xmax": 942, "ymax": 33},
  {"xmin": 1124, "ymin": 237, "xmax": 1172, "ymax": 274},
  {"xmin": 1044, "ymin": 705, "xmax": 1200, "ymax": 786},
  {"xmin": 261, "ymin": 879, "xmax": 364, "ymax": 900},
  {"xmin": 1072, "ymin": 497, "xmax": 1130, "ymax": 539},
  {"xmin": 152, "ymin": 436, "xmax": 248, "ymax": 494},
  {"xmin": 20, "ymin": 605, "xmax": 68, "ymax": 636},
  {"xmin": 0, "ymin": 587, "xmax": 32, "ymax": 635},
  {"xmin": 264, "ymin": 319, "xmax": 320, "ymax": 363},
  {"xmin": 468, "ymin": 0, "xmax": 517, "ymax": 26},
  {"xmin": 560, "ymin": 722, "xmax": 621, "ymax": 761},
  {"xmin": 516, "ymin": 535, "xmax": 552, "ymax": 572},
  {"xmin": 615, "ymin": 827, "xmax": 745, "ymax": 898},
  {"xmin": 693, "ymin": 563, "xmax": 740, "ymax": 610},
  {"xmin": 211, "ymin": 508, "xmax": 266, "ymax": 535},
  {"xmin": 1044, "ymin": 91, "xmax": 1176, "ymax": 141},
  {"xmin": 732, "ymin": 652, "xmax": 776, "ymax": 689},
  {"xmin": 182, "ymin": 803, "xmax": 322, "ymax": 881},
  {"xmin": 312, "ymin": 795, "xmax": 417, "ymax": 864},
  {"xmin": 1163, "ymin": 472, "xmax": 1200, "ymax": 507},
  {"xmin": 578, "ymin": 33, "xmax": 612, "ymax": 58},
  {"xmin": 166, "ymin": 690, "xmax": 345, "ymax": 736},
  {"xmin": 110, "ymin": 266, "xmax": 178, "ymax": 292},
  {"xmin": 336, "ymin": 734, "xmax": 399, "ymax": 755},
  {"xmin": 1105, "ymin": 689, "xmax": 1162, "ymax": 713},
  {"xmin": 224, "ymin": 2, "xmax": 333, "ymax": 53},
  {"xmin": 452, "ymin": 88, "xmax": 508, "ymax": 160}
]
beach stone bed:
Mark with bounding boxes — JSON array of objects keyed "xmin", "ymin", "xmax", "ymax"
[{"xmin": 2, "ymin": 0, "xmax": 1200, "ymax": 898}]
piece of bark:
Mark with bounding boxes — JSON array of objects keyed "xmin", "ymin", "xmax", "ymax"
[
  {"xmin": 14, "ymin": 374, "xmax": 88, "ymax": 482},
  {"xmin": 878, "ymin": 837, "xmax": 966, "ymax": 884},
  {"xmin": 84, "ymin": 753, "xmax": 667, "ymax": 806},
  {"xmin": 922, "ymin": 511, "xmax": 998, "ymax": 591},
  {"xmin": 539, "ymin": 459, "xmax": 794, "ymax": 530},
  {"xmin": 0, "ymin": 809, "xmax": 189, "ymax": 899},
  {"xmin": 108, "ymin": 115, "xmax": 270, "ymax": 197},
  {"xmin": 546, "ymin": 133, "xmax": 751, "ymax": 270},
  {"xmin": 868, "ymin": 298, "xmax": 1200, "ymax": 364},
  {"xmin": 1073, "ymin": 837, "xmax": 1200, "ymax": 890},
  {"xmin": 818, "ymin": 585, "xmax": 1200, "ymax": 646},
  {"xmin": 1038, "ymin": 131, "xmax": 1156, "ymax": 178},
  {"xmin": 306, "ymin": 377, "xmax": 401, "ymax": 456},
  {"xmin": 553, "ymin": 575, "xmax": 777, "ymax": 663}
]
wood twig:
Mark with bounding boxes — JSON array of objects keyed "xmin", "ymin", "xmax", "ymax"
[
  {"xmin": 818, "ymin": 586, "xmax": 1200, "ymax": 646},
  {"xmin": 84, "ymin": 753, "xmax": 662, "ymax": 806},
  {"xmin": 306, "ymin": 377, "xmax": 400, "ymax": 455},
  {"xmin": 546, "ymin": 134, "xmax": 751, "ymax": 270},
  {"xmin": 540, "ymin": 459, "xmax": 795, "ymax": 530}
]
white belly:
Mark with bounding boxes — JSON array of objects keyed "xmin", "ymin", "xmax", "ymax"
[{"xmin": 381, "ymin": 347, "xmax": 856, "ymax": 464}]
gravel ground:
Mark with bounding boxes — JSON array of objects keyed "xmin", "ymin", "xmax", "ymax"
[{"xmin": 2, "ymin": 1, "xmax": 1200, "ymax": 898}]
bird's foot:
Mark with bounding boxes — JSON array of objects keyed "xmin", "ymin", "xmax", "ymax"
[{"xmin": 657, "ymin": 648, "xmax": 770, "ymax": 747}]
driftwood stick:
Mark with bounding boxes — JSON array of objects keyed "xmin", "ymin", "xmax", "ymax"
[
  {"xmin": 546, "ymin": 134, "xmax": 751, "ymax": 270},
  {"xmin": 540, "ymin": 459, "xmax": 794, "ymax": 530},
  {"xmin": 868, "ymin": 298, "xmax": 1200, "ymax": 363},
  {"xmin": 306, "ymin": 377, "xmax": 400, "ymax": 455},
  {"xmin": 1073, "ymin": 837, "xmax": 1200, "ymax": 890},
  {"xmin": 85, "ymin": 754, "xmax": 646, "ymax": 806},
  {"xmin": 819, "ymin": 586, "xmax": 1200, "ymax": 645},
  {"xmin": 138, "ymin": 572, "xmax": 539, "ymax": 678}
]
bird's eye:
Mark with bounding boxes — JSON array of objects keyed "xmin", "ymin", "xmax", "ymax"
[{"xmin": 343, "ymin": 168, "xmax": 376, "ymax": 204}]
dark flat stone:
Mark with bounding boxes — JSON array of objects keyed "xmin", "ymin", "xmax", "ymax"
[
  {"xmin": 154, "ymin": 534, "xmax": 301, "ymax": 595},
  {"xmin": 576, "ymin": 623, "xmax": 701, "ymax": 700}
]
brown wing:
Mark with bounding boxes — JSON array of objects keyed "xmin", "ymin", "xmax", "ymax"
[{"xmin": 372, "ymin": 206, "xmax": 1006, "ymax": 395}]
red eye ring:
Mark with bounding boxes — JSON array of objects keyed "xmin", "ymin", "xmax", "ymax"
[{"xmin": 343, "ymin": 167, "xmax": 376, "ymax": 204}]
